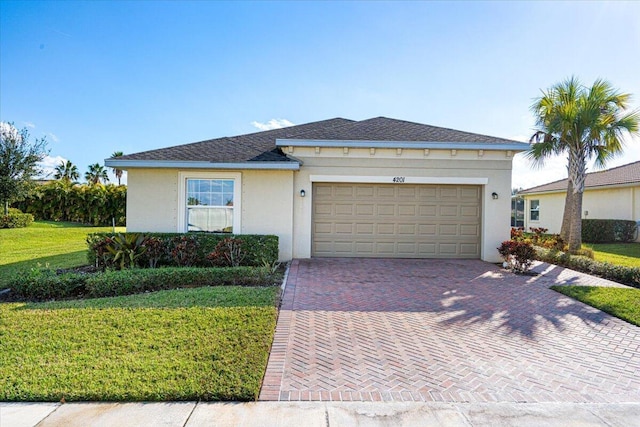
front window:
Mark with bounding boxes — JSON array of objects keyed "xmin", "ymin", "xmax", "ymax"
[
  {"xmin": 530, "ymin": 199, "xmax": 540, "ymax": 221},
  {"xmin": 186, "ymin": 179, "xmax": 234, "ymax": 232}
]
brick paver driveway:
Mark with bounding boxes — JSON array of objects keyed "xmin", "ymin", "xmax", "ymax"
[{"xmin": 260, "ymin": 259, "xmax": 640, "ymax": 403}]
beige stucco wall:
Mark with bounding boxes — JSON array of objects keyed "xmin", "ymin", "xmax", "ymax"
[
  {"xmin": 125, "ymin": 168, "xmax": 295, "ymax": 261},
  {"xmin": 289, "ymin": 147, "xmax": 515, "ymax": 263},
  {"xmin": 240, "ymin": 170, "xmax": 294, "ymax": 261},
  {"xmin": 523, "ymin": 184, "xmax": 640, "ymax": 241},
  {"xmin": 125, "ymin": 147, "xmax": 519, "ymax": 263},
  {"xmin": 126, "ymin": 168, "xmax": 179, "ymax": 232}
]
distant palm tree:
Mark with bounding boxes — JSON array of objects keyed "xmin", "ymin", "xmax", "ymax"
[
  {"xmin": 528, "ymin": 77, "xmax": 639, "ymax": 252},
  {"xmin": 85, "ymin": 163, "xmax": 109, "ymax": 185},
  {"xmin": 54, "ymin": 160, "xmax": 79, "ymax": 183},
  {"xmin": 110, "ymin": 151, "xmax": 124, "ymax": 185}
]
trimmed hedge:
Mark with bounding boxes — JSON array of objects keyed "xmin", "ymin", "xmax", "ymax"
[
  {"xmin": 582, "ymin": 219, "xmax": 637, "ymax": 243},
  {"xmin": 535, "ymin": 247, "xmax": 640, "ymax": 289},
  {"xmin": 85, "ymin": 267, "xmax": 276, "ymax": 298},
  {"xmin": 8, "ymin": 269, "xmax": 87, "ymax": 300},
  {"xmin": 9, "ymin": 266, "xmax": 279, "ymax": 301},
  {"xmin": 1, "ymin": 209, "xmax": 34, "ymax": 228},
  {"xmin": 87, "ymin": 232, "xmax": 279, "ymax": 268}
]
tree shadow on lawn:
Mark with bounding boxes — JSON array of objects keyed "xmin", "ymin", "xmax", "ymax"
[
  {"xmin": 291, "ymin": 258, "xmax": 611, "ymax": 340},
  {"xmin": 0, "ymin": 251, "xmax": 88, "ymax": 288}
]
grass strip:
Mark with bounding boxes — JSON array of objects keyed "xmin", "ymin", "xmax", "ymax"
[{"xmin": 551, "ymin": 285, "xmax": 640, "ymax": 327}]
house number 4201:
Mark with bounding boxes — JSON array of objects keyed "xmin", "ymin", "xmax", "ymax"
[{"xmin": 392, "ymin": 176, "xmax": 406, "ymax": 183}]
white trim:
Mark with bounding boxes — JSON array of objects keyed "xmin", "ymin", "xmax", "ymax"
[
  {"xmin": 276, "ymin": 138, "xmax": 528, "ymax": 152},
  {"xmin": 104, "ymin": 159, "xmax": 299, "ymax": 171},
  {"xmin": 177, "ymin": 172, "xmax": 242, "ymax": 233},
  {"xmin": 309, "ymin": 175, "xmax": 489, "ymax": 185}
]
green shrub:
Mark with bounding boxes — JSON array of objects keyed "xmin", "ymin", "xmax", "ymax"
[
  {"xmin": 87, "ymin": 232, "xmax": 278, "ymax": 268},
  {"xmin": 207, "ymin": 237, "xmax": 246, "ymax": 267},
  {"xmin": 9, "ymin": 268, "xmax": 87, "ymax": 300},
  {"xmin": 85, "ymin": 267, "xmax": 276, "ymax": 298},
  {"xmin": 104, "ymin": 233, "xmax": 148, "ymax": 269},
  {"xmin": 535, "ymin": 247, "xmax": 640, "ymax": 289},
  {"xmin": 8, "ymin": 265, "xmax": 279, "ymax": 301},
  {"xmin": 0, "ymin": 211, "xmax": 34, "ymax": 228},
  {"xmin": 582, "ymin": 219, "xmax": 637, "ymax": 243}
]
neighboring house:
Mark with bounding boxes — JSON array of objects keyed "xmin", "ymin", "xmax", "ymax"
[
  {"xmin": 105, "ymin": 117, "xmax": 527, "ymax": 262},
  {"xmin": 519, "ymin": 160, "xmax": 640, "ymax": 241}
]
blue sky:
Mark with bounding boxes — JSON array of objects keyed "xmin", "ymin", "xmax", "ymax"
[{"xmin": 1, "ymin": 1, "xmax": 639, "ymax": 188}]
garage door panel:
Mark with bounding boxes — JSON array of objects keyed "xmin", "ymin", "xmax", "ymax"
[
  {"xmin": 440, "ymin": 187, "xmax": 459, "ymax": 198},
  {"xmin": 439, "ymin": 205, "xmax": 459, "ymax": 217},
  {"xmin": 335, "ymin": 223, "xmax": 353, "ymax": 234},
  {"xmin": 377, "ymin": 204, "xmax": 395, "ymax": 216},
  {"xmin": 397, "ymin": 224, "xmax": 416, "ymax": 235},
  {"xmin": 419, "ymin": 205, "xmax": 437, "ymax": 216},
  {"xmin": 461, "ymin": 187, "xmax": 480, "ymax": 198},
  {"xmin": 398, "ymin": 205, "xmax": 416, "ymax": 216},
  {"xmin": 356, "ymin": 204, "xmax": 374, "ymax": 215},
  {"xmin": 461, "ymin": 205, "xmax": 480, "ymax": 217},
  {"xmin": 356, "ymin": 223, "xmax": 374, "ymax": 234},
  {"xmin": 377, "ymin": 187, "xmax": 396, "ymax": 198},
  {"xmin": 460, "ymin": 224, "xmax": 480, "ymax": 236},
  {"xmin": 312, "ymin": 183, "xmax": 481, "ymax": 258}
]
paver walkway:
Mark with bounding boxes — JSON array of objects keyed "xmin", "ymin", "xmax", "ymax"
[{"xmin": 260, "ymin": 259, "xmax": 640, "ymax": 403}]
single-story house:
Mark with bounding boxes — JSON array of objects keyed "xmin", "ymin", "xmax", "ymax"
[
  {"xmin": 519, "ymin": 160, "xmax": 640, "ymax": 241},
  {"xmin": 105, "ymin": 117, "xmax": 528, "ymax": 262}
]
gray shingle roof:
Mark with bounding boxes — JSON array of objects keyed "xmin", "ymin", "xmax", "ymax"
[
  {"xmin": 520, "ymin": 160, "xmax": 640, "ymax": 194},
  {"xmin": 110, "ymin": 116, "xmax": 523, "ymax": 163}
]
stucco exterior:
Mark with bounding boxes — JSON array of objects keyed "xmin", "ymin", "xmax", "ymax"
[
  {"xmin": 124, "ymin": 147, "xmax": 515, "ymax": 262},
  {"xmin": 289, "ymin": 147, "xmax": 513, "ymax": 262},
  {"xmin": 112, "ymin": 117, "xmax": 527, "ymax": 263},
  {"xmin": 126, "ymin": 168, "xmax": 296, "ymax": 261},
  {"xmin": 522, "ymin": 184, "xmax": 640, "ymax": 242}
]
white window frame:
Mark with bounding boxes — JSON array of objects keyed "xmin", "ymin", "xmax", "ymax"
[
  {"xmin": 529, "ymin": 199, "xmax": 540, "ymax": 222},
  {"xmin": 177, "ymin": 171, "xmax": 242, "ymax": 233}
]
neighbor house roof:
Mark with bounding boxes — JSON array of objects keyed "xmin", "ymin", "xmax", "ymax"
[
  {"xmin": 520, "ymin": 160, "xmax": 640, "ymax": 195},
  {"xmin": 105, "ymin": 116, "xmax": 527, "ymax": 170}
]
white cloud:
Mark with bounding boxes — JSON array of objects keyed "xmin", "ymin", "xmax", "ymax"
[
  {"xmin": 251, "ymin": 118, "xmax": 294, "ymax": 131},
  {"xmin": 37, "ymin": 155, "xmax": 67, "ymax": 179},
  {"xmin": 0, "ymin": 122, "xmax": 20, "ymax": 140},
  {"xmin": 24, "ymin": 121, "xmax": 35, "ymax": 128},
  {"xmin": 47, "ymin": 132, "xmax": 60, "ymax": 143}
]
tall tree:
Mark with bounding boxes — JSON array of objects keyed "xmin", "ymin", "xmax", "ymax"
[
  {"xmin": 528, "ymin": 77, "xmax": 639, "ymax": 252},
  {"xmin": 54, "ymin": 160, "xmax": 80, "ymax": 183},
  {"xmin": 0, "ymin": 122, "xmax": 48, "ymax": 214},
  {"xmin": 110, "ymin": 151, "xmax": 124, "ymax": 185},
  {"xmin": 85, "ymin": 163, "xmax": 109, "ymax": 185}
]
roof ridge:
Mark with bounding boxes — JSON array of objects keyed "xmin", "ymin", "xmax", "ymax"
[{"xmin": 228, "ymin": 117, "xmax": 355, "ymax": 139}]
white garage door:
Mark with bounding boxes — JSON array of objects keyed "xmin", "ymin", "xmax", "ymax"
[{"xmin": 312, "ymin": 183, "xmax": 481, "ymax": 258}]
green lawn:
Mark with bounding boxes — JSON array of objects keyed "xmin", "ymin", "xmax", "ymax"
[
  {"xmin": 0, "ymin": 286, "xmax": 279, "ymax": 401},
  {"xmin": 583, "ymin": 243, "xmax": 640, "ymax": 267},
  {"xmin": 0, "ymin": 221, "xmax": 125, "ymax": 288},
  {"xmin": 551, "ymin": 285, "xmax": 640, "ymax": 326}
]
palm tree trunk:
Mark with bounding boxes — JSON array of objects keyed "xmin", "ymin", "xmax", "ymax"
[
  {"xmin": 568, "ymin": 190, "xmax": 584, "ymax": 253},
  {"xmin": 567, "ymin": 149, "xmax": 587, "ymax": 253},
  {"xmin": 560, "ymin": 180, "xmax": 573, "ymax": 242}
]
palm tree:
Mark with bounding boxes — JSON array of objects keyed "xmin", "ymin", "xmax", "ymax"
[
  {"xmin": 53, "ymin": 160, "xmax": 79, "ymax": 183},
  {"xmin": 110, "ymin": 151, "xmax": 124, "ymax": 185},
  {"xmin": 528, "ymin": 76, "xmax": 639, "ymax": 253},
  {"xmin": 85, "ymin": 163, "xmax": 109, "ymax": 185}
]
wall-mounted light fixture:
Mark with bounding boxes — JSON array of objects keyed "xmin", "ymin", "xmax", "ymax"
[
  {"xmin": 300, "ymin": 189, "xmax": 306, "ymax": 197},
  {"xmin": 491, "ymin": 192, "xmax": 499, "ymax": 200}
]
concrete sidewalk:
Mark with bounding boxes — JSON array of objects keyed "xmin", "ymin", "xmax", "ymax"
[{"xmin": 2, "ymin": 401, "xmax": 639, "ymax": 427}]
